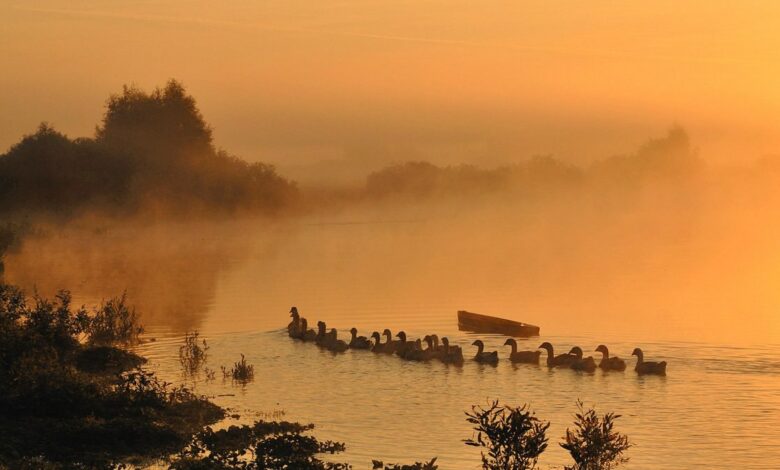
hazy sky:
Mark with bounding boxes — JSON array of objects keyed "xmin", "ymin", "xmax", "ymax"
[{"xmin": 3, "ymin": 1, "xmax": 780, "ymax": 176}]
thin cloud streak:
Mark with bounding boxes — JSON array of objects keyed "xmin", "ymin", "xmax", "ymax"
[{"xmin": 10, "ymin": 4, "xmax": 746, "ymax": 66}]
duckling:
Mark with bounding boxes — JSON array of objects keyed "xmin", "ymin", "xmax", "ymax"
[
  {"xmin": 288, "ymin": 307, "xmax": 301, "ymax": 338},
  {"xmin": 538, "ymin": 342, "xmax": 577, "ymax": 368},
  {"xmin": 315, "ymin": 321, "xmax": 328, "ymax": 347},
  {"xmin": 349, "ymin": 328, "xmax": 372, "ymax": 350},
  {"xmin": 381, "ymin": 329, "xmax": 397, "ymax": 354},
  {"xmin": 326, "ymin": 328, "xmax": 349, "ymax": 353},
  {"xmin": 440, "ymin": 337, "xmax": 464, "ymax": 365},
  {"xmin": 503, "ymin": 338, "xmax": 541, "ymax": 364},
  {"xmin": 370, "ymin": 331, "xmax": 386, "ymax": 353},
  {"xmin": 632, "ymin": 348, "xmax": 667, "ymax": 375},
  {"xmin": 595, "ymin": 345, "xmax": 626, "ymax": 371},
  {"xmin": 404, "ymin": 339, "xmax": 432, "ymax": 361},
  {"xmin": 394, "ymin": 331, "xmax": 416, "ymax": 358},
  {"xmin": 300, "ymin": 318, "xmax": 317, "ymax": 342},
  {"xmin": 472, "ymin": 340, "xmax": 499, "ymax": 365},
  {"xmin": 568, "ymin": 346, "xmax": 597, "ymax": 372},
  {"xmin": 423, "ymin": 335, "xmax": 444, "ymax": 360}
]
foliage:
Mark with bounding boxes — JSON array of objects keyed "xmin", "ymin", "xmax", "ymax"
[
  {"xmin": 170, "ymin": 421, "xmax": 350, "ymax": 470},
  {"xmin": 372, "ymin": 458, "xmax": 438, "ymax": 469},
  {"xmin": 0, "ymin": 282, "xmax": 224, "ymax": 467},
  {"xmin": 465, "ymin": 400, "xmax": 550, "ymax": 470},
  {"xmin": 223, "ymin": 354, "xmax": 255, "ymax": 384},
  {"xmin": 180, "ymin": 331, "xmax": 209, "ymax": 376},
  {"xmin": 88, "ymin": 292, "xmax": 144, "ymax": 345},
  {"xmin": 560, "ymin": 401, "xmax": 631, "ymax": 470},
  {"xmin": 0, "ymin": 81, "xmax": 297, "ymax": 219}
]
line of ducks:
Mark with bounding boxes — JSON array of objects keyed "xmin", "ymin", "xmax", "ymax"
[{"xmin": 288, "ymin": 307, "xmax": 667, "ymax": 375}]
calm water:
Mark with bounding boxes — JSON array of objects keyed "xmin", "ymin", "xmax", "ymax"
[{"xmin": 5, "ymin": 202, "xmax": 780, "ymax": 469}]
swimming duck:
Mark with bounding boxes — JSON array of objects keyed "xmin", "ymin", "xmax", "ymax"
[
  {"xmin": 326, "ymin": 328, "xmax": 349, "ymax": 353},
  {"xmin": 381, "ymin": 329, "xmax": 397, "ymax": 354},
  {"xmin": 632, "ymin": 348, "xmax": 667, "ymax": 375},
  {"xmin": 349, "ymin": 328, "xmax": 372, "ymax": 350},
  {"xmin": 472, "ymin": 340, "xmax": 499, "ymax": 365},
  {"xmin": 315, "ymin": 321, "xmax": 328, "ymax": 347},
  {"xmin": 370, "ymin": 331, "xmax": 386, "ymax": 353},
  {"xmin": 568, "ymin": 346, "xmax": 597, "ymax": 372},
  {"xmin": 300, "ymin": 318, "xmax": 317, "ymax": 342},
  {"xmin": 404, "ymin": 339, "xmax": 432, "ymax": 361},
  {"xmin": 288, "ymin": 307, "xmax": 301, "ymax": 338},
  {"xmin": 423, "ymin": 335, "xmax": 444, "ymax": 360},
  {"xmin": 440, "ymin": 337, "xmax": 464, "ymax": 365},
  {"xmin": 595, "ymin": 345, "xmax": 626, "ymax": 371},
  {"xmin": 538, "ymin": 342, "xmax": 577, "ymax": 368},
  {"xmin": 394, "ymin": 331, "xmax": 416, "ymax": 358},
  {"xmin": 503, "ymin": 338, "xmax": 541, "ymax": 364}
]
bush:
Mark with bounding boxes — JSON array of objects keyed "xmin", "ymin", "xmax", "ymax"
[
  {"xmin": 465, "ymin": 400, "xmax": 550, "ymax": 470},
  {"xmin": 170, "ymin": 420, "xmax": 350, "ymax": 470},
  {"xmin": 560, "ymin": 401, "xmax": 631, "ymax": 470},
  {"xmin": 179, "ymin": 331, "xmax": 209, "ymax": 376},
  {"xmin": 87, "ymin": 292, "xmax": 143, "ymax": 345},
  {"xmin": 0, "ymin": 282, "xmax": 224, "ymax": 467},
  {"xmin": 222, "ymin": 354, "xmax": 254, "ymax": 384}
]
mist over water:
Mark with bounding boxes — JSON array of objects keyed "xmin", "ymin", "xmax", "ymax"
[{"xmin": 5, "ymin": 149, "xmax": 780, "ymax": 467}]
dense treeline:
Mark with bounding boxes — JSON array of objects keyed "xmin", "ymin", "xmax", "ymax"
[{"xmin": 0, "ymin": 81, "xmax": 297, "ymax": 219}]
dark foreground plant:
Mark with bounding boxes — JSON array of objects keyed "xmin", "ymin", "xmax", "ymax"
[
  {"xmin": 465, "ymin": 400, "xmax": 550, "ymax": 470},
  {"xmin": 560, "ymin": 401, "xmax": 631, "ymax": 470},
  {"xmin": 170, "ymin": 421, "xmax": 350, "ymax": 470},
  {"xmin": 372, "ymin": 458, "xmax": 438, "ymax": 469},
  {"xmin": 87, "ymin": 292, "xmax": 144, "ymax": 345},
  {"xmin": 223, "ymin": 354, "xmax": 255, "ymax": 384},
  {"xmin": 0, "ymin": 283, "xmax": 223, "ymax": 467},
  {"xmin": 179, "ymin": 331, "xmax": 209, "ymax": 376}
]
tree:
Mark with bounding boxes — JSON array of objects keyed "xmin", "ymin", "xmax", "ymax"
[
  {"xmin": 465, "ymin": 400, "xmax": 549, "ymax": 470},
  {"xmin": 560, "ymin": 401, "xmax": 631, "ymax": 470}
]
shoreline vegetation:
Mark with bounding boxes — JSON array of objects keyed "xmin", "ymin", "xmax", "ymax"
[{"xmin": 0, "ymin": 281, "xmax": 630, "ymax": 469}]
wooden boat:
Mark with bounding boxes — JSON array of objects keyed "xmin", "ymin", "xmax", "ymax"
[{"xmin": 457, "ymin": 310, "xmax": 540, "ymax": 337}]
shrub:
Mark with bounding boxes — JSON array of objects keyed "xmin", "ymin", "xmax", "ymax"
[
  {"xmin": 179, "ymin": 331, "xmax": 209, "ymax": 376},
  {"xmin": 87, "ymin": 292, "xmax": 143, "ymax": 345},
  {"xmin": 560, "ymin": 401, "xmax": 631, "ymax": 470},
  {"xmin": 223, "ymin": 354, "xmax": 254, "ymax": 384},
  {"xmin": 171, "ymin": 420, "xmax": 350, "ymax": 470},
  {"xmin": 372, "ymin": 458, "xmax": 438, "ymax": 469},
  {"xmin": 465, "ymin": 400, "xmax": 550, "ymax": 470}
]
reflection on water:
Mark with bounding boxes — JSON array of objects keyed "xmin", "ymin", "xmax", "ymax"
[{"xmin": 4, "ymin": 199, "xmax": 780, "ymax": 468}]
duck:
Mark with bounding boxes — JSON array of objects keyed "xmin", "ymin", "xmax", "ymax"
[
  {"xmin": 326, "ymin": 328, "xmax": 349, "ymax": 353},
  {"xmin": 595, "ymin": 345, "xmax": 626, "ymax": 371},
  {"xmin": 472, "ymin": 340, "xmax": 499, "ymax": 365},
  {"xmin": 349, "ymin": 328, "xmax": 372, "ymax": 350},
  {"xmin": 300, "ymin": 318, "xmax": 318, "ymax": 342},
  {"xmin": 394, "ymin": 331, "xmax": 416, "ymax": 358},
  {"xmin": 568, "ymin": 346, "xmax": 597, "ymax": 372},
  {"xmin": 423, "ymin": 335, "xmax": 444, "ymax": 360},
  {"xmin": 404, "ymin": 339, "xmax": 432, "ymax": 361},
  {"xmin": 370, "ymin": 331, "xmax": 387, "ymax": 353},
  {"xmin": 381, "ymin": 329, "xmax": 397, "ymax": 354},
  {"xmin": 503, "ymin": 338, "xmax": 541, "ymax": 364},
  {"xmin": 440, "ymin": 337, "xmax": 464, "ymax": 365},
  {"xmin": 315, "ymin": 321, "xmax": 328, "ymax": 347},
  {"xmin": 632, "ymin": 348, "xmax": 667, "ymax": 375},
  {"xmin": 287, "ymin": 307, "xmax": 301, "ymax": 338},
  {"xmin": 538, "ymin": 342, "xmax": 577, "ymax": 368}
]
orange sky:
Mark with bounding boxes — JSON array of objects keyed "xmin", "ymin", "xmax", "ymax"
[{"xmin": 2, "ymin": 1, "xmax": 780, "ymax": 176}]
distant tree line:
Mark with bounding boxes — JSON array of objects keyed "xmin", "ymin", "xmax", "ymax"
[
  {"xmin": 0, "ymin": 81, "xmax": 297, "ymax": 220},
  {"xmin": 365, "ymin": 127, "xmax": 701, "ymax": 200}
]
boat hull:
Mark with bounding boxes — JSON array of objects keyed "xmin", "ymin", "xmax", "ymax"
[{"xmin": 457, "ymin": 310, "xmax": 540, "ymax": 337}]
